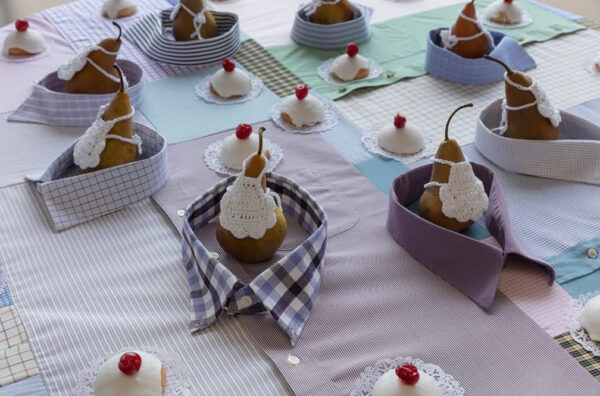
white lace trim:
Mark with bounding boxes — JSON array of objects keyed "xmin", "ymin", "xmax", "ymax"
[
  {"xmin": 305, "ymin": 0, "xmax": 342, "ymax": 16},
  {"xmin": 317, "ymin": 57, "xmax": 383, "ymax": 86},
  {"xmin": 73, "ymin": 346, "xmax": 192, "ymax": 396},
  {"xmin": 440, "ymin": 12, "xmax": 495, "ymax": 51},
  {"xmin": 219, "ymin": 159, "xmax": 282, "ymax": 239},
  {"xmin": 495, "ymin": 72, "xmax": 561, "ymax": 135},
  {"xmin": 424, "ymin": 158, "xmax": 489, "ymax": 223},
  {"xmin": 195, "ymin": 71, "xmax": 264, "ymax": 104},
  {"xmin": 170, "ymin": 1, "xmax": 207, "ymax": 39},
  {"xmin": 270, "ymin": 96, "xmax": 341, "ymax": 134},
  {"xmin": 350, "ymin": 356, "xmax": 465, "ymax": 396},
  {"xmin": 73, "ymin": 104, "xmax": 140, "ymax": 170},
  {"xmin": 204, "ymin": 140, "xmax": 283, "ymax": 176},
  {"xmin": 566, "ymin": 290, "xmax": 600, "ymax": 356},
  {"xmin": 360, "ymin": 125, "xmax": 435, "ymax": 164},
  {"xmin": 57, "ymin": 45, "xmax": 122, "ymax": 84}
]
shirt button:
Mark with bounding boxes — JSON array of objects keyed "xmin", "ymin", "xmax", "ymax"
[
  {"xmin": 238, "ymin": 296, "xmax": 253, "ymax": 309},
  {"xmin": 287, "ymin": 354, "xmax": 300, "ymax": 366},
  {"xmin": 210, "ymin": 252, "xmax": 219, "ymax": 260},
  {"xmin": 586, "ymin": 248, "xmax": 598, "ymax": 259},
  {"xmin": 177, "ymin": 209, "xmax": 185, "ymax": 217}
]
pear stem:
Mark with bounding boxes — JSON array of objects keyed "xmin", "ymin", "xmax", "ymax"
[
  {"xmin": 112, "ymin": 21, "xmax": 122, "ymax": 41},
  {"xmin": 113, "ymin": 64, "xmax": 125, "ymax": 92},
  {"xmin": 257, "ymin": 127, "xmax": 265, "ymax": 156},
  {"xmin": 483, "ymin": 54, "xmax": 513, "ymax": 76},
  {"xmin": 445, "ymin": 103, "xmax": 473, "ymax": 141}
]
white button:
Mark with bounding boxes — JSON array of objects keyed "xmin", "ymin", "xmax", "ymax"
[
  {"xmin": 287, "ymin": 354, "xmax": 300, "ymax": 366},
  {"xmin": 587, "ymin": 248, "xmax": 598, "ymax": 259},
  {"xmin": 177, "ymin": 209, "xmax": 185, "ymax": 217},
  {"xmin": 238, "ymin": 296, "xmax": 253, "ymax": 309},
  {"xmin": 210, "ymin": 252, "xmax": 219, "ymax": 260}
]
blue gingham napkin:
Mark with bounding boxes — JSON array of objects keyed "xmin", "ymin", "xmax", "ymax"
[
  {"xmin": 25, "ymin": 123, "xmax": 168, "ymax": 231},
  {"xmin": 425, "ymin": 28, "xmax": 536, "ymax": 85},
  {"xmin": 9, "ymin": 60, "xmax": 144, "ymax": 127}
]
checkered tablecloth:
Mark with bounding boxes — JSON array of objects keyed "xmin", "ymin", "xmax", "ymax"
[
  {"xmin": 555, "ymin": 332, "xmax": 600, "ymax": 380},
  {"xmin": 0, "ymin": 306, "xmax": 39, "ymax": 387}
]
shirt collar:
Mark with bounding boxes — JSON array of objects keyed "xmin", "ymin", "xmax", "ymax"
[{"xmin": 182, "ymin": 173, "xmax": 327, "ymax": 345}]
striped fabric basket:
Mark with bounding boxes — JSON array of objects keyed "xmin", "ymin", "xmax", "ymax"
[
  {"xmin": 8, "ymin": 60, "xmax": 143, "ymax": 127},
  {"xmin": 291, "ymin": 2, "xmax": 373, "ymax": 50},
  {"xmin": 125, "ymin": 9, "xmax": 241, "ymax": 65},
  {"xmin": 25, "ymin": 124, "xmax": 169, "ymax": 231}
]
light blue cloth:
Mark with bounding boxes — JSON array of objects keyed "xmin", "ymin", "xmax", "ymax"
[
  {"xmin": 547, "ymin": 237, "xmax": 600, "ymax": 284},
  {"xmin": 0, "ymin": 287, "xmax": 12, "ymax": 308},
  {"xmin": 566, "ymin": 97, "xmax": 600, "ymax": 125},
  {"xmin": 1, "ymin": 375, "xmax": 47, "ymax": 395},
  {"xmin": 561, "ymin": 271, "xmax": 600, "ymax": 299}
]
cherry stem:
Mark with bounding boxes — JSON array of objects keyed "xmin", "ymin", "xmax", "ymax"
[
  {"xmin": 112, "ymin": 21, "xmax": 122, "ymax": 41},
  {"xmin": 257, "ymin": 127, "xmax": 265, "ymax": 156},
  {"xmin": 483, "ymin": 54, "xmax": 513, "ymax": 76},
  {"xmin": 113, "ymin": 64, "xmax": 125, "ymax": 92},
  {"xmin": 445, "ymin": 103, "xmax": 473, "ymax": 141}
]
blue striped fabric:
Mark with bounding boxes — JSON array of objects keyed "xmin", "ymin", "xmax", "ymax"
[
  {"xmin": 1, "ymin": 375, "xmax": 47, "ymax": 395},
  {"xmin": 0, "ymin": 288, "xmax": 12, "ymax": 308}
]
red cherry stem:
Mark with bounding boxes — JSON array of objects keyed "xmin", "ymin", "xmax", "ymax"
[
  {"xmin": 257, "ymin": 127, "xmax": 265, "ymax": 156},
  {"xmin": 112, "ymin": 21, "xmax": 122, "ymax": 42},
  {"xmin": 445, "ymin": 103, "xmax": 473, "ymax": 141},
  {"xmin": 113, "ymin": 64, "xmax": 125, "ymax": 92},
  {"xmin": 483, "ymin": 54, "xmax": 514, "ymax": 76}
]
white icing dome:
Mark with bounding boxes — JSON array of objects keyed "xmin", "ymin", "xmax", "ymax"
[
  {"xmin": 94, "ymin": 351, "xmax": 163, "ymax": 396},
  {"xmin": 102, "ymin": 0, "xmax": 137, "ymax": 19},
  {"xmin": 280, "ymin": 94, "xmax": 325, "ymax": 127},
  {"xmin": 372, "ymin": 369, "xmax": 442, "ymax": 396},
  {"xmin": 580, "ymin": 294, "xmax": 600, "ymax": 342},
  {"xmin": 485, "ymin": 0, "xmax": 523, "ymax": 24},
  {"xmin": 377, "ymin": 117, "xmax": 424, "ymax": 155},
  {"xmin": 3, "ymin": 28, "xmax": 45, "ymax": 56},
  {"xmin": 221, "ymin": 133, "xmax": 271, "ymax": 171},
  {"xmin": 331, "ymin": 53, "xmax": 369, "ymax": 82},
  {"xmin": 210, "ymin": 68, "xmax": 251, "ymax": 98}
]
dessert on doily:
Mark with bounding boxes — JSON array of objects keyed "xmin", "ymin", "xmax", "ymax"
[
  {"xmin": 281, "ymin": 85, "xmax": 325, "ymax": 128},
  {"xmin": 306, "ymin": 0, "xmax": 355, "ymax": 25},
  {"xmin": 94, "ymin": 351, "xmax": 166, "ymax": 395},
  {"xmin": 220, "ymin": 124, "xmax": 272, "ymax": 171},
  {"xmin": 171, "ymin": 0, "xmax": 217, "ymax": 41},
  {"xmin": 441, "ymin": 0, "xmax": 494, "ymax": 59},
  {"xmin": 210, "ymin": 59, "xmax": 251, "ymax": 99},
  {"xmin": 373, "ymin": 363, "xmax": 442, "ymax": 396},
  {"xmin": 580, "ymin": 293, "xmax": 600, "ymax": 342},
  {"xmin": 3, "ymin": 19, "xmax": 46, "ymax": 57},
  {"xmin": 331, "ymin": 43, "xmax": 370, "ymax": 82},
  {"xmin": 377, "ymin": 114, "xmax": 425, "ymax": 156},
  {"xmin": 102, "ymin": 0, "xmax": 137, "ymax": 19},
  {"xmin": 485, "ymin": 0, "xmax": 523, "ymax": 25}
]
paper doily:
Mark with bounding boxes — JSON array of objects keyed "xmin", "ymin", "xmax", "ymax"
[
  {"xmin": 317, "ymin": 57, "xmax": 383, "ymax": 86},
  {"xmin": 0, "ymin": 40, "xmax": 53, "ymax": 63},
  {"xmin": 195, "ymin": 71, "xmax": 264, "ymax": 104},
  {"xmin": 583, "ymin": 55, "xmax": 600, "ymax": 77},
  {"xmin": 204, "ymin": 140, "xmax": 284, "ymax": 176},
  {"xmin": 566, "ymin": 290, "xmax": 600, "ymax": 356},
  {"xmin": 478, "ymin": 10, "xmax": 533, "ymax": 29},
  {"xmin": 361, "ymin": 124, "xmax": 436, "ymax": 164},
  {"xmin": 74, "ymin": 347, "xmax": 192, "ymax": 396},
  {"xmin": 351, "ymin": 356, "xmax": 465, "ymax": 396},
  {"xmin": 270, "ymin": 95, "xmax": 341, "ymax": 134}
]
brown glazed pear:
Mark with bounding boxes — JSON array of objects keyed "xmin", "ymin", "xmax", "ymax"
[
  {"xmin": 419, "ymin": 104, "xmax": 473, "ymax": 232},
  {"xmin": 448, "ymin": 0, "xmax": 488, "ymax": 59},
  {"xmin": 484, "ymin": 55, "xmax": 559, "ymax": 140},
  {"xmin": 172, "ymin": 0, "xmax": 217, "ymax": 41},
  {"xmin": 65, "ymin": 22, "xmax": 122, "ymax": 94},
  {"xmin": 216, "ymin": 128, "xmax": 287, "ymax": 263},
  {"xmin": 309, "ymin": 0, "xmax": 355, "ymax": 25}
]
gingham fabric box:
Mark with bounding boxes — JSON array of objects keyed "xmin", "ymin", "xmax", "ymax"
[
  {"xmin": 125, "ymin": 9, "xmax": 241, "ymax": 65},
  {"xmin": 25, "ymin": 124, "xmax": 169, "ymax": 231},
  {"xmin": 425, "ymin": 28, "xmax": 536, "ymax": 85},
  {"xmin": 8, "ymin": 60, "xmax": 144, "ymax": 127}
]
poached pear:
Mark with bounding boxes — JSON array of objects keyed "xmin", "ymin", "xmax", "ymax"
[
  {"xmin": 309, "ymin": 0, "xmax": 355, "ymax": 25},
  {"xmin": 172, "ymin": 0, "xmax": 217, "ymax": 41},
  {"xmin": 447, "ymin": 0, "xmax": 489, "ymax": 59}
]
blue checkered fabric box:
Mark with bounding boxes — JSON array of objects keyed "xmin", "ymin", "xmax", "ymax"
[
  {"xmin": 26, "ymin": 124, "xmax": 169, "ymax": 231},
  {"xmin": 8, "ymin": 60, "xmax": 144, "ymax": 127},
  {"xmin": 291, "ymin": 2, "xmax": 373, "ymax": 50},
  {"xmin": 125, "ymin": 9, "xmax": 241, "ymax": 66},
  {"xmin": 425, "ymin": 28, "xmax": 536, "ymax": 85}
]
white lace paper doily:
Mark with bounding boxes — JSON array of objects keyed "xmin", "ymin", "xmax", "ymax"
[
  {"xmin": 195, "ymin": 72, "xmax": 263, "ymax": 104},
  {"xmin": 566, "ymin": 290, "xmax": 600, "ymax": 356},
  {"xmin": 317, "ymin": 57, "xmax": 383, "ymax": 86},
  {"xmin": 351, "ymin": 356, "xmax": 465, "ymax": 396},
  {"xmin": 270, "ymin": 95, "xmax": 341, "ymax": 134},
  {"xmin": 583, "ymin": 55, "xmax": 600, "ymax": 77},
  {"xmin": 0, "ymin": 40, "xmax": 53, "ymax": 63},
  {"xmin": 478, "ymin": 10, "xmax": 533, "ymax": 29},
  {"xmin": 74, "ymin": 347, "xmax": 192, "ymax": 396},
  {"xmin": 361, "ymin": 124, "xmax": 436, "ymax": 164},
  {"xmin": 204, "ymin": 140, "xmax": 284, "ymax": 176}
]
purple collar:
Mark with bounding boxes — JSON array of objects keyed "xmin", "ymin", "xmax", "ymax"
[{"xmin": 387, "ymin": 162, "xmax": 555, "ymax": 311}]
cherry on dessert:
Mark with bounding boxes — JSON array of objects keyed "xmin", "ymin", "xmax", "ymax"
[
  {"xmin": 295, "ymin": 84, "xmax": 309, "ymax": 100},
  {"xmin": 118, "ymin": 352, "xmax": 142, "ymax": 376},
  {"xmin": 222, "ymin": 58, "xmax": 235, "ymax": 72},
  {"xmin": 395, "ymin": 363, "xmax": 419, "ymax": 386},
  {"xmin": 346, "ymin": 43, "xmax": 359, "ymax": 57},
  {"xmin": 236, "ymin": 123, "xmax": 253, "ymax": 139},
  {"xmin": 394, "ymin": 113, "xmax": 407, "ymax": 129},
  {"xmin": 504, "ymin": 0, "xmax": 513, "ymax": 3},
  {"xmin": 15, "ymin": 19, "xmax": 29, "ymax": 32}
]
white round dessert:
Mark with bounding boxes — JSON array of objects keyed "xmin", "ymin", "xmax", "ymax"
[
  {"xmin": 102, "ymin": 0, "xmax": 137, "ymax": 19},
  {"xmin": 377, "ymin": 124, "xmax": 425, "ymax": 155},
  {"xmin": 331, "ymin": 53, "xmax": 369, "ymax": 82},
  {"xmin": 94, "ymin": 351, "xmax": 163, "ymax": 396},
  {"xmin": 485, "ymin": 0, "xmax": 523, "ymax": 25},
  {"xmin": 280, "ymin": 95, "xmax": 325, "ymax": 127},
  {"xmin": 220, "ymin": 133, "xmax": 272, "ymax": 171},
  {"xmin": 210, "ymin": 68, "xmax": 251, "ymax": 98},
  {"xmin": 580, "ymin": 294, "xmax": 600, "ymax": 342},
  {"xmin": 3, "ymin": 29, "xmax": 46, "ymax": 56},
  {"xmin": 372, "ymin": 369, "xmax": 442, "ymax": 396}
]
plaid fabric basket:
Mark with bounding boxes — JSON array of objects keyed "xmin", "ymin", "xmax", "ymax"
[
  {"xmin": 425, "ymin": 28, "xmax": 536, "ymax": 85},
  {"xmin": 125, "ymin": 9, "xmax": 240, "ymax": 65},
  {"xmin": 291, "ymin": 2, "xmax": 373, "ymax": 50},
  {"xmin": 8, "ymin": 60, "xmax": 144, "ymax": 127},
  {"xmin": 25, "ymin": 124, "xmax": 169, "ymax": 231}
]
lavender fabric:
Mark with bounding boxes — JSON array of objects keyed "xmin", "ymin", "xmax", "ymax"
[
  {"xmin": 25, "ymin": 123, "xmax": 168, "ymax": 231},
  {"xmin": 387, "ymin": 162, "xmax": 554, "ymax": 310},
  {"xmin": 8, "ymin": 60, "xmax": 143, "ymax": 127},
  {"xmin": 425, "ymin": 28, "xmax": 536, "ymax": 85}
]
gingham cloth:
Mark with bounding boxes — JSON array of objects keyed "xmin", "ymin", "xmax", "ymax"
[
  {"xmin": 425, "ymin": 28, "xmax": 536, "ymax": 85},
  {"xmin": 125, "ymin": 9, "xmax": 241, "ymax": 66},
  {"xmin": 8, "ymin": 60, "xmax": 143, "ymax": 127},
  {"xmin": 475, "ymin": 99, "xmax": 600, "ymax": 185},
  {"xmin": 555, "ymin": 332, "xmax": 600, "ymax": 380},
  {"xmin": 25, "ymin": 123, "xmax": 169, "ymax": 231},
  {"xmin": 182, "ymin": 173, "xmax": 327, "ymax": 345},
  {"xmin": 291, "ymin": 2, "xmax": 373, "ymax": 50}
]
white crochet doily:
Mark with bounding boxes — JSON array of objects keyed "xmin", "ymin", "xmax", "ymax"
[
  {"xmin": 360, "ymin": 124, "xmax": 436, "ymax": 164},
  {"xmin": 478, "ymin": 10, "xmax": 533, "ymax": 29},
  {"xmin": 0, "ymin": 40, "xmax": 53, "ymax": 63},
  {"xmin": 270, "ymin": 95, "xmax": 341, "ymax": 134},
  {"xmin": 583, "ymin": 55, "xmax": 600, "ymax": 77},
  {"xmin": 204, "ymin": 140, "xmax": 283, "ymax": 176},
  {"xmin": 566, "ymin": 290, "xmax": 600, "ymax": 356},
  {"xmin": 350, "ymin": 356, "xmax": 465, "ymax": 396},
  {"xmin": 73, "ymin": 347, "xmax": 192, "ymax": 396},
  {"xmin": 317, "ymin": 57, "xmax": 383, "ymax": 86},
  {"xmin": 195, "ymin": 71, "xmax": 264, "ymax": 104}
]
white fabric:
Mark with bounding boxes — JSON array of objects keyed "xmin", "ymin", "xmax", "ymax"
[
  {"xmin": 440, "ymin": 12, "xmax": 495, "ymax": 51},
  {"xmin": 2, "ymin": 30, "xmax": 46, "ymax": 56},
  {"xmin": 57, "ymin": 45, "xmax": 121, "ymax": 83},
  {"xmin": 101, "ymin": 0, "xmax": 137, "ymax": 19},
  {"xmin": 170, "ymin": 1, "xmax": 207, "ymax": 39}
]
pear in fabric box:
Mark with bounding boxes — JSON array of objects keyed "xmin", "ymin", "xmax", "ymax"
[{"xmin": 26, "ymin": 64, "xmax": 168, "ymax": 231}]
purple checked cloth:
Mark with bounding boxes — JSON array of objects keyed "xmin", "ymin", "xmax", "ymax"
[
  {"xmin": 387, "ymin": 162, "xmax": 555, "ymax": 310},
  {"xmin": 25, "ymin": 123, "xmax": 168, "ymax": 231},
  {"xmin": 425, "ymin": 28, "xmax": 536, "ymax": 85},
  {"xmin": 8, "ymin": 59, "xmax": 143, "ymax": 127}
]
